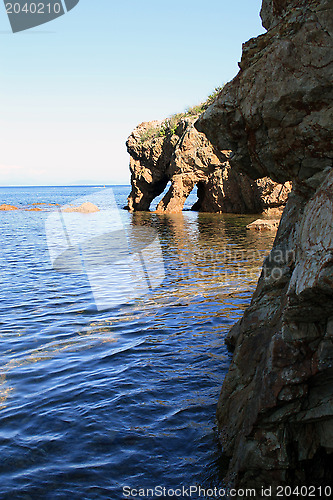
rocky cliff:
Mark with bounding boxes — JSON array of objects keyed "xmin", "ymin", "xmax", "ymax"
[
  {"xmin": 126, "ymin": 107, "xmax": 291, "ymax": 214},
  {"xmin": 196, "ymin": 0, "xmax": 333, "ymax": 490}
]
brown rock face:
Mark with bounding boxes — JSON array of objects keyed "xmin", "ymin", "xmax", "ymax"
[
  {"xmin": 126, "ymin": 117, "xmax": 290, "ymax": 214},
  {"xmin": 196, "ymin": 0, "xmax": 333, "ymax": 489},
  {"xmin": 197, "ymin": 0, "xmax": 332, "ymax": 184},
  {"xmin": 195, "ymin": 172, "xmax": 291, "ymax": 214},
  {"xmin": 260, "ymin": 0, "xmax": 309, "ymax": 30},
  {"xmin": 155, "ymin": 118, "xmax": 223, "ymax": 213},
  {"xmin": 126, "ymin": 121, "xmax": 178, "ymax": 211},
  {"xmin": 219, "ymin": 171, "xmax": 333, "ymax": 488}
]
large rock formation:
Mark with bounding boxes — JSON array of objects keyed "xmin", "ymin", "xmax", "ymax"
[
  {"xmin": 196, "ymin": 0, "xmax": 333, "ymax": 490},
  {"xmin": 126, "ymin": 115, "xmax": 291, "ymax": 214},
  {"xmin": 126, "ymin": 120, "xmax": 178, "ymax": 211}
]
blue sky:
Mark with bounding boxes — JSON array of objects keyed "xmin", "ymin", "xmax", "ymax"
[{"xmin": 0, "ymin": 0, "xmax": 265, "ymax": 186}]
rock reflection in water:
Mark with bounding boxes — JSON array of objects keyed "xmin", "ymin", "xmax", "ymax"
[{"xmin": 131, "ymin": 211, "xmax": 276, "ymax": 300}]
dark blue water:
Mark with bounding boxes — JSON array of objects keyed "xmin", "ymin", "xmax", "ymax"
[{"xmin": 0, "ymin": 186, "xmax": 275, "ymax": 499}]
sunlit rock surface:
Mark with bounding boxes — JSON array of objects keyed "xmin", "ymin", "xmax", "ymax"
[
  {"xmin": 126, "ymin": 118, "xmax": 290, "ymax": 214},
  {"xmin": 246, "ymin": 218, "xmax": 280, "ymax": 231},
  {"xmin": 62, "ymin": 202, "xmax": 100, "ymax": 213}
]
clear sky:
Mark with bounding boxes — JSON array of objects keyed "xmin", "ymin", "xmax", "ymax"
[{"xmin": 0, "ymin": 0, "xmax": 265, "ymax": 186}]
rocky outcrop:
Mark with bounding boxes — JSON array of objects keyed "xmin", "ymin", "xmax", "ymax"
[
  {"xmin": 126, "ymin": 121, "xmax": 178, "ymax": 211},
  {"xmin": 196, "ymin": 0, "xmax": 333, "ymax": 490},
  {"xmin": 154, "ymin": 117, "xmax": 227, "ymax": 213},
  {"xmin": 126, "ymin": 116, "xmax": 291, "ymax": 214},
  {"xmin": 0, "ymin": 204, "xmax": 18, "ymax": 211},
  {"xmin": 0, "ymin": 203, "xmax": 69, "ymax": 212},
  {"xmin": 62, "ymin": 202, "xmax": 100, "ymax": 213},
  {"xmin": 246, "ymin": 218, "xmax": 280, "ymax": 231}
]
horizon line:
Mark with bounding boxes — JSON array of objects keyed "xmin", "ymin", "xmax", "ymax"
[{"xmin": 0, "ymin": 183, "xmax": 131, "ymax": 188}]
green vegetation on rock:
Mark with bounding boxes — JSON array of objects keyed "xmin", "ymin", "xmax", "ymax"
[{"xmin": 140, "ymin": 86, "xmax": 224, "ymax": 143}]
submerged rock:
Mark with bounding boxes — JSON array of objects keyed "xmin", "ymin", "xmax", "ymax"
[
  {"xmin": 246, "ymin": 218, "xmax": 280, "ymax": 231},
  {"xmin": 62, "ymin": 202, "xmax": 100, "ymax": 214},
  {"xmin": 0, "ymin": 204, "xmax": 18, "ymax": 211},
  {"xmin": 126, "ymin": 116, "xmax": 291, "ymax": 214},
  {"xmin": 196, "ymin": 0, "xmax": 333, "ymax": 489}
]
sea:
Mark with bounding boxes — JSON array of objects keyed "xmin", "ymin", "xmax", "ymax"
[{"xmin": 0, "ymin": 185, "xmax": 276, "ymax": 499}]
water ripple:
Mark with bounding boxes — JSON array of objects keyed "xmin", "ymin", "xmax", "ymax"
[{"xmin": 0, "ymin": 186, "xmax": 276, "ymax": 499}]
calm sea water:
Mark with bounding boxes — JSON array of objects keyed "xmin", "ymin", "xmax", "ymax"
[{"xmin": 0, "ymin": 186, "xmax": 276, "ymax": 499}]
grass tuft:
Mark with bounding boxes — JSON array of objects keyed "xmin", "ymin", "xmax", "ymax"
[{"xmin": 139, "ymin": 85, "xmax": 225, "ymax": 143}]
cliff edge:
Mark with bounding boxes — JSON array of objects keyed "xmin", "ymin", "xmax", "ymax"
[{"xmin": 196, "ymin": 0, "xmax": 333, "ymax": 489}]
